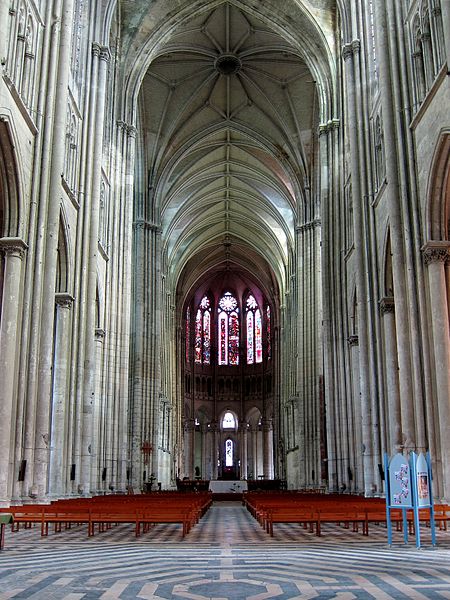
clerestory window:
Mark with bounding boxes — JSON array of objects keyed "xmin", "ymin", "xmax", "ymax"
[
  {"xmin": 187, "ymin": 291, "xmax": 272, "ymax": 365},
  {"xmin": 218, "ymin": 292, "xmax": 239, "ymax": 365}
]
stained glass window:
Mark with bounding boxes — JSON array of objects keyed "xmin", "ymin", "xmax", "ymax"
[
  {"xmin": 191, "ymin": 291, "xmax": 269, "ymax": 366},
  {"xmin": 203, "ymin": 310, "xmax": 210, "ymax": 364},
  {"xmin": 186, "ymin": 306, "xmax": 190, "ymax": 362},
  {"xmin": 255, "ymin": 309, "xmax": 262, "ymax": 363},
  {"xmin": 246, "ymin": 295, "xmax": 262, "ymax": 364},
  {"xmin": 194, "ymin": 309, "xmax": 202, "ymax": 363},
  {"xmin": 218, "ymin": 292, "xmax": 239, "ymax": 365},
  {"xmin": 246, "ymin": 312, "xmax": 254, "ymax": 363},
  {"xmin": 225, "ymin": 439, "xmax": 233, "ymax": 466},
  {"xmin": 195, "ymin": 296, "xmax": 211, "ymax": 364}
]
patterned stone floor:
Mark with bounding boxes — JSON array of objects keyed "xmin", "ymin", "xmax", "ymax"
[{"xmin": 0, "ymin": 501, "xmax": 449, "ymax": 599}]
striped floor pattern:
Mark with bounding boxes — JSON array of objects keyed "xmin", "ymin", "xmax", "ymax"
[{"xmin": 0, "ymin": 501, "xmax": 449, "ymax": 599}]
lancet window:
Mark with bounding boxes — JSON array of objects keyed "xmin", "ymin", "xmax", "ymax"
[
  {"xmin": 409, "ymin": 0, "xmax": 446, "ymax": 109},
  {"xmin": 194, "ymin": 296, "xmax": 211, "ymax": 364},
  {"xmin": 7, "ymin": 0, "xmax": 40, "ymax": 114},
  {"xmin": 246, "ymin": 295, "xmax": 262, "ymax": 364},
  {"xmin": 225, "ymin": 439, "xmax": 233, "ymax": 466},
  {"xmin": 186, "ymin": 307, "xmax": 191, "ymax": 362},
  {"xmin": 63, "ymin": 101, "xmax": 81, "ymax": 195},
  {"xmin": 188, "ymin": 291, "xmax": 271, "ymax": 365},
  {"xmin": 218, "ymin": 292, "xmax": 239, "ymax": 365}
]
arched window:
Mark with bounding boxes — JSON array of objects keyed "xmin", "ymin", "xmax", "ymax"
[
  {"xmin": 246, "ymin": 295, "xmax": 262, "ymax": 364},
  {"xmin": 266, "ymin": 305, "xmax": 271, "ymax": 360},
  {"xmin": 374, "ymin": 113, "xmax": 385, "ymax": 190},
  {"xmin": 185, "ymin": 306, "xmax": 190, "ymax": 362},
  {"xmin": 225, "ymin": 439, "xmax": 233, "ymax": 466},
  {"xmin": 222, "ymin": 411, "xmax": 236, "ymax": 429},
  {"xmin": 194, "ymin": 296, "xmax": 211, "ymax": 364},
  {"xmin": 218, "ymin": 292, "xmax": 239, "ymax": 365},
  {"xmin": 413, "ymin": 18, "xmax": 426, "ymax": 104}
]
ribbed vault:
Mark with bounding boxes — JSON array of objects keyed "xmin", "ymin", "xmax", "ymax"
[{"xmin": 134, "ymin": 1, "xmax": 324, "ymax": 300}]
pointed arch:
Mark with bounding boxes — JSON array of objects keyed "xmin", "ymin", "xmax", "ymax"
[
  {"xmin": 56, "ymin": 209, "xmax": 72, "ymax": 294},
  {"xmin": 383, "ymin": 227, "xmax": 394, "ymax": 298},
  {"xmin": 220, "ymin": 408, "xmax": 238, "ymax": 430},
  {"xmin": 0, "ymin": 118, "xmax": 22, "ymax": 238}
]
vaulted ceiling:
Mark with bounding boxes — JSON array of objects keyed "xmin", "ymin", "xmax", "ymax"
[{"xmin": 131, "ymin": 1, "xmax": 330, "ymax": 304}]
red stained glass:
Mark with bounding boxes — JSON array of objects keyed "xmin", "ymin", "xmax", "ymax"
[
  {"xmin": 186, "ymin": 307, "xmax": 190, "ymax": 362},
  {"xmin": 247, "ymin": 311, "xmax": 254, "ymax": 364},
  {"xmin": 219, "ymin": 312, "xmax": 227, "ymax": 365},
  {"xmin": 195, "ymin": 309, "xmax": 202, "ymax": 363},
  {"xmin": 255, "ymin": 309, "xmax": 262, "ymax": 363},
  {"xmin": 203, "ymin": 311, "xmax": 210, "ymax": 364},
  {"xmin": 229, "ymin": 311, "xmax": 239, "ymax": 365}
]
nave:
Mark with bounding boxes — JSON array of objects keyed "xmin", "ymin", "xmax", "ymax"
[{"xmin": 1, "ymin": 502, "xmax": 450, "ymax": 599}]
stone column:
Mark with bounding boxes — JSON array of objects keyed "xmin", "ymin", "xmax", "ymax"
[
  {"xmin": 211, "ymin": 422, "xmax": 219, "ymax": 480},
  {"xmin": 80, "ymin": 44, "xmax": 110, "ymax": 495},
  {"xmin": 48, "ymin": 294, "xmax": 74, "ymax": 498},
  {"xmin": 379, "ymin": 297, "xmax": 402, "ymax": 453},
  {"xmin": 263, "ymin": 419, "xmax": 273, "ymax": 479},
  {"xmin": 0, "ymin": 238, "xmax": 27, "ymax": 505},
  {"xmin": 422, "ymin": 242, "xmax": 450, "ymax": 500},
  {"xmin": 201, "ymin": 426, "xmax": 208, "ymax": 478},
  {"xmin": 239, "ymin": 422, "xmax": 248, "ymax": 479},
  {"xmin": 347, "ymin": 335, "xmax": 364, "ymax": 493},
  {"xmin": 32, "ymin": 0, "xmax": 75, "ymax": 501},
  {"xmin": 92, "ymin": 327, "xmax": 105, "ymax": 494},
  {"xmin": 342, "ymin": 42, "xmax": 374, "ymax": 495},
  {"xmin": 251, "ymin": 426, "xmax": 258, "ymax": 479},
  {"xmin": 183, "ymin": 419, "xmax": 195, "ymax": 479},
  {"xmin": 372, "ymin": 0, "xmax": 416, "ymax": 454}
]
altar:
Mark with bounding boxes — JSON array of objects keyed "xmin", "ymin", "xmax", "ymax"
[{"xmin": 208, "ymin": 480, "xmax": 248, "ymax": 494}]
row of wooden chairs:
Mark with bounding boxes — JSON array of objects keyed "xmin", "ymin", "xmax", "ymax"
[
  {"xmin": 243, "ymin": 491, "xmax": 450, "ymax": 538},
  {"xmin": 0, "ymin": 491, "xmax": 212, "ymax": 539}
]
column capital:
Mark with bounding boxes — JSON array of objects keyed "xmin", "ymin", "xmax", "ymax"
[
  {"xmin": 0, "ymin": 237, "xmax": 28, "ymax": 258},
  {"xmin": 421, "ymin": 241, "xmax": 450, "ymax": 265},
  {"xmin": 117, "ymin": 120, "xmax": 137, "ymax": 138},
  {"xmin": 379, "ymin": 296, "xmax": 395, "ymax": 314},
  {"xmin": 133, "ymin": 219, "xmax": 162, "ymax": 233},
  {"xmin": 296, "ymin": 218, "xmax": 321, "ymax": 233},
  {"xmin": 342, "ymin": 43, "xmax": 354, "ymax": 62},
  {"xmin": 351, "ymin": 39, "xmax": 361, "ymax": 54},
  {"xmin": 285, "ymin": 395, "xmax": 299, "ymax": 408},
  {"xmin": 127, "ymin": 125, "xmax": 137, "ymax": 138},
  {"xmin": 95, "ymin": 327, "xmax": 106, "ymax": 339},
  {"xmin": 92, "ymin": 43, "xmax": 110, "ymax": 62},
  {"xmin": 347, "ymin": 334, "xmax": 359, "ymax": 346},
  {"xmin": 262, "ymin": 418, "xmax": 273, "ymax": 432},
  {"xmin": 55, "ymin": 292, "xmax": 74, "ymax": 309}
]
